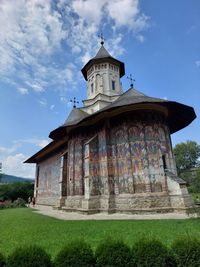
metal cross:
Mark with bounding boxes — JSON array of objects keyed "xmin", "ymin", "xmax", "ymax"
[
  {"xmin": 127, "ymin": 74, "xmax": 135, "ymax": 88},
  {"xmin": 70, "ymin": 97, "xmax": 79, "ymax": 108},
  {"xmin": 98, "ymin": 32, "xmax": 105, "ymax": 46}
]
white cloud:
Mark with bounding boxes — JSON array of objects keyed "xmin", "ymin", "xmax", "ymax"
[
  {"xmin": 0, "ymin": 144, "xmax": 20, "ymax": 154},
  {"xmin": 71, "ymin": 0, "xmax": 106, "ymax": 26},
  {"xmin": 50, "ymin": 104, "xmax": 55, "ymax": 110},
  {"xmin": 106, "ymin": 0, "xmax": 141, "ymax": 29},
  {"xmin": 29, "ymin": 139, "xmax": 49, "ymax": 148},
  {"xmin": 3, "ymin": 153, "xmax": 35, "ymax": 178},
  {"xmin": 16, "ymin": 138, "xmax": 50, "ymax": 148},
  {"xmin": 0, "ymin": 138, "xmax": 50, "ymax": 178},
  {"xmin": 60, "ymin": 96, "xmax": 68, "ymax": 103},
  {"xmin": 65, "ymin": 0, "xmax": 149, "ymax": 65},
  {"xmin": 38, "ymin": 99, "xmax": 47, "ymax": 107},
  {"xmin": 0, "ymin": 0, "xmax": 64, "ymax": 69},
  {"xmin": 195, "ymin": 60, "xmax": 200, "ymax": 68},
  {"xmin": 0, "ymin": 145, "xmax": 35, "ymax": 178},
  {"xmin": 0, "ymin": 0, "xmax": 149, "ymax": 92},
  {"xmin": 136, "ymin": 34, "xmax": 145, "ymax": 43},
  {"xmin": 17, "ymin": 87, "xmax": 29, "ymax": 95},
  {"xmin": 31, "ymin": 83, "xmax": 45, "ymax": 93}
]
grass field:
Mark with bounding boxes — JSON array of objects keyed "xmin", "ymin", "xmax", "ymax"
[{"xmin": 1, "ymin": 208, "xmax": 200, "ymax": 257}]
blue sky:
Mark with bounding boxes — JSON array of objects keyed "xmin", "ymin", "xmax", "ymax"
[{"xmin": 0, "ymin": 0, "xmax": 199, "ymax": 178}]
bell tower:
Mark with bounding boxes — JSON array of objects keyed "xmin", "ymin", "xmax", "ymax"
[{"xmin": 81, "ymin": 40, "xmax": 125, "ymax": 114}]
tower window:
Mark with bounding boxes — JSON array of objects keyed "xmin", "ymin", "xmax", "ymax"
[
  {"xmin": 112, "ymin": 80, "xmax": 115, "ymax": 90},
  {"xmin": 91, "ymin": 83, "xmax": 94, "ymax": 93}
]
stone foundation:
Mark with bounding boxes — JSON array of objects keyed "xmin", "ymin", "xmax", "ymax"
[{"xmin": 58, "ymin": 191, "xmax": 193, "ymax": 215}]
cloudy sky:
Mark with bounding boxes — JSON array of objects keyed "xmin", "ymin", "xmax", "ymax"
[{"xmin": 0, "ymin": 0, "xmax": 199, "ymax": 178}]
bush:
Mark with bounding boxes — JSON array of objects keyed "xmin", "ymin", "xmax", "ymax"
[
  {"xmin": 10, "ymin": 198, "xmax": 26, "ymax": 208},
  {"xmin": 0, "ymin": 200, "xmax": 12, "ymax": 209},
  {"xmin": 133, "ymin": 238, "xmax": 171, "ymax": 267},
  {"xmin": 0, "ymin": 198, "xmax": 26, "ymax": 209},
  {"xmin": 171, "ymin": 237, "xmax": 200, "ymax": 267},
  {"xmin": 95, "ymin": 239, "xmax": 133, "ymax": 267},
  {"xmin": 54, "ymin": 240, "xmax": 95, "ymax": 267},
  {"xmin": 7, "ymin": 245, "xmax": 52, "ymax": 267},
  {"xmin": 0, "ymin": 252, "xmax": 6, "ymax": 267}
]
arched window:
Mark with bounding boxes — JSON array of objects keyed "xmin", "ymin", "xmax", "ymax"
[{"xmin": 91, "ymin": 83, "xmax": 94, "ymax": 93}]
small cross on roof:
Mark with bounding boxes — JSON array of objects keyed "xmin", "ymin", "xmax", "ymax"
[
  {"xmin": 127, "ymin": 74, "xmax": 135, "ymax": 88},
  {"xmin": 98, "ymin": 32, "xmax": 105, "ymax": 46},
  {"xmin": 70, "ymin": 97, "xmax": 79, "ymax": 108}
]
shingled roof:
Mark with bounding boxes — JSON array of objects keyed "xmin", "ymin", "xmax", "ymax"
[
  {"xmin": 81, "ymin": 45, "xmax": 125, "ymax": 80},
  {"xmin": 64, "ymin": 108, "xmax": 88, "ymax": 126},
  {"xmin": 49, "ymin": 88, "xmax": 196, "ymax": 140},
  {"xmin": 94, "ymin": 45, "xmax": 112, "ymax": 58}
]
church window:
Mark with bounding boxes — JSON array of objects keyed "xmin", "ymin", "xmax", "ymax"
[
  {"xmin": 162, "ymin": 155, "xmax": 167, "ymax": 170},
  {"xmin": 91, "ymin": 83, "xmax": 94, "ymax": 93},
  {"xmin": 112, "ymin": 80, "xmax": 115, "ymax": 90}
]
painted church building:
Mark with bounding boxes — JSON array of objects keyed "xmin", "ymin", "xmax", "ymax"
[{"xmin": 25, "ymin": 43, "xmax": 196, "ymax": 214}]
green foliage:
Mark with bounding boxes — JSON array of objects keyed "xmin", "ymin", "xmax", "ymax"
[
  {"xmin": 171, "ymin": 237, "xmax": 200, "ymax": 267},
  {"xmin": 187, "ymin": 168, "xmax": 200, "ymax": 193},
  {"xmin": 0, "ymin": 182, "xmax": 34, "ymax": 202},
  {"xmin": 133, "ymin": 238, "xmax": 171, "ymax": 267},
  {"xmin": 95, "ymin": 239, "xmax": 132, "ymax": 267},
  {"xmin": 0, "ymin": 252, "xmax": 6, "ymax": 267},
  {"xmin": 54, "ymin": 240, "xmax": 95, "ymax": 267},
  {"xmin": 173, "ymin": 140, "xmax": 200, "ymax": 174},
  {"xmin": 7, "ymin": 245, "xmax": 52, "ymax": 267}
]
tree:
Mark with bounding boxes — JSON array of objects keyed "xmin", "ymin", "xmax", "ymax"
[
  {"xmin": 173, "ymin": 140, "xmax": 200, "ymax": 174},
  {"xmin": 0, "ymin": 182, "xmax": 34, "ymax": 202}
]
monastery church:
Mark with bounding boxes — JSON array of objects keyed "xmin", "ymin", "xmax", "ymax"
[{"xmin": 26, "ymin": 41, "xmax": 196, "ymax": 214}]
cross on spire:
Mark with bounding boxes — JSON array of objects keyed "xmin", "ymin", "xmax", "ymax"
[
  {"xmin": 98, "ymin": 32, "xmax": 105, "ymax": 46},
  {"xmin": 70, "ymin": 97, "xmax": 79, "ymax": 108},
  {"xmin": 127, "ymin": 74, "xmax": 135, "ymax": 88}
]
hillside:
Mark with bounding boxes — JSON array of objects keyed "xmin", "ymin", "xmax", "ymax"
[{"xmin": 0, "ymin": 174, "xmax": 34, "ymax": 183}]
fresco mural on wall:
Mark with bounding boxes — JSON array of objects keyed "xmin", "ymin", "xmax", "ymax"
[
  {"xmin": 38, "ymin": 156, "xmax": 61, "ymax": 197},
  {"xmin": 128, "ymin": 125, "xmax": 146, "ymax": 193},
  {"xmin": 88, "ymin": 135, "xmax": 100, "ymax": 195},
  {"xmin": 68, "ymin": 140, "xmax": 74, "ymax": 196},
  {"xmin": 74, "ymin": 139, "xmax": 83, "ymax": 195},
  {"xmin": 111, "ymin": 124, "xmax": 134, "ymax": 194},
  {"xmin": 65, "ymin": 119, "xmax": 174, "ymax": 198},
  {"xmin": 98, "ymin": 129, "xmax": 109, "ymax": 195}
]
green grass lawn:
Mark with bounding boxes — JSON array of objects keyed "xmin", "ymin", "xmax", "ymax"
[{"xmin": 1, "ymin": 208, "xmax": 200, "ymax": 257}]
